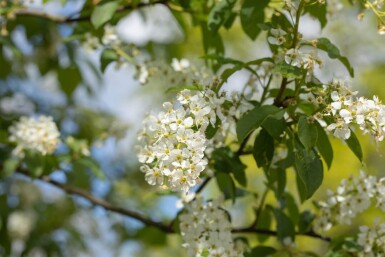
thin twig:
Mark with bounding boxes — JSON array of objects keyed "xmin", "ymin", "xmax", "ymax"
[{"xmin": 17, "ymin": 171, "xmax": 174, "ymax": 233}]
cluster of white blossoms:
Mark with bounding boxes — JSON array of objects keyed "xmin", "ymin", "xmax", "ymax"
[
  {"xmin": 316, "ymin": 80, "xmax": 385, "ymax": 142},
  {"xmin": 137, "ymin": 89, "xmax": 228, "ymax": 193},
  {"xmin": 284, "ymin": 47, "xmax": 322, "ymax": 72},
  {"xmin": 9, "ymin": 115, "xmax": 60, "ymax": 157},
  {"xmin": 355, "ymin": 220, "xmax": 385, "ymax": 257},
  {"xmin": 314, "ymin": 171, "xmax": 385, "ymax": 232},
  {"xmin": 179, "ymin": 197, "xmax": 244, "ymax": 257}
]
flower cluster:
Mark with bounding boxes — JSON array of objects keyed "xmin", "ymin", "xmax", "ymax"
[
  {"xmin": 9, "ymin": 115, "xmax": 60, "ymax": 157},
  {"xmin": 179, "ymin": 197, "xmax": 244, "ymax": 257},
  {"xmin": 137, "ymin": 89, "xmax": 227, "ymax": 193},
  {"xmin": 314, "ymin": 171, "xmax": 385, "ymax": 232},
  {"xmin": 355, "ymin": 220, "xmax": 385, "ymax": 257},
  {"xmin": 316, "ymin": 80, "xmax": 385, "ymax": 142}
]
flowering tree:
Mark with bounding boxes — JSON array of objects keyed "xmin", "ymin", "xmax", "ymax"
[{"xmin": 1, "ymin": 0, "xmax": 385, "ymax": 256}]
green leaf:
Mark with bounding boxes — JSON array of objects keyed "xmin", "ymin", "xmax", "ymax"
[
  {"xmin": 304, "ymin": 1, "xmax": 327, "ymax": 28},
  {"xmin": 245, "ymin": 246, "xmax": 276, "ymax": 257},
  {"xmin": 295, "ymin": 147, "xmax": 323, "ymax": 202},
  {"xmin": 205, "ymin": 118, "xmax": 221, "ymax": 140},
  {"xmin": 253, "ymin": 129, "xmax": 275, "ymax": 169},
  {"xmin": 216, "ymin": 172, "xmax": 236, "ymax": 201},
  {"xmin": 207, "ymin": 0, "xmax": 236, "ymax": 33},
  {"xmin": 345, "ymin": 130, "xmax": 363, "ymax": 162},
  {"xmin": 262, "ymin": 117, "xmax": 286, "ymax": 140},
  {"xmin": 77, "ymin": 157, "xmax": 105, "ymax": 180},
  {"xmin": 273, "ymin": 208, "xmax": 295, "ymax": 242},
  {"xmin": 298, "ymin": 116, "xmax": 318, "ymax": 150},
  {"xmin": 298, "ymin": 210, "xmax": 315, "ymax": 233},
  {"xmin": 280, "ymin": 193, "xmax": 299, "ymax": 224},
  {"xmin": 240, "ymin": 0, "xmax": 270, "ymax": 40},
  {"xmin": 314, "ymin": 38, "xmax": 354, "ymax": 77},
  {"xmin": 315, "ymin": 122, "xmax": 333, "ymax": 169},
  {"xmin": 2, "ymin": 159, "xmax": 19, "ymax": 177},
  {"xmin": 212, "ymin": 147, "xmax": 247, "ymax": 187},
  {"xmin": 256, "ymin": 207, "xmax": 272, "ymax": 242},
  {"xmin": 201, "ymin": 25, "xmax": 225, "ymax": 71},
  {"xmin": 268, "ymin": 168, "xmax": 286, "ymax": 198},
  {"xmin": 273, "ymin": 62, "xmax": 304, "ymax": 79},
  {"xmin": 165, "ymin": 85, "xmax": 202, "ymax": 94},
  {"xmin": 91, "ymin": 0, "xmax": 119, "ymax": 29},
  {"xmin": 236, "ymin": 105, "xmax": 284, "ymax": 143},
  {"xmin": 100, "ymin": 48, "xmax": 118, "ymax": 73},
  {"xmin": 58, "ymin": 66, "xmax": 82, "ymax": 98},
  {"xmin": 135, "ymin": 227, "xmax": 166, "ymax": 246}
]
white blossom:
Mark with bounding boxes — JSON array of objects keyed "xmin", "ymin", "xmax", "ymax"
[
  {"xmin": 82, "ymin": 33, "xmax": 101, "ymax": 53},
  {"xmin": 179, "ymin": 197, "xmax": 244, "ymax": 257},
  {"xmin": 8, "ymin": 211, "xmax": 35, "ymax": 239},
  {"xmin": 102, "ymin": 24, "xmax": 121, "ymax": 47},
  {"xmin": 315, "ymin": 171, "xmax": 385, "ymax": 232},
  {"xmin": 355, "ymin": 220, "xmax": 385, "ymax": 257},
  {"xmin": 268, "ymin": 28, "xmax": 287, "ymax": 45},
  {"xmin": 317, "ymin": 80, "xmax": 385, "ymax": 142},
  {"xmin": 171, "ymin": 58, "xmax": 190, "ymax": 72},
  {"xmin": 9, "ymin": 115, "xmax": 60, "ymax": 157},
  {"xmin": 137, "ymin": 89, "xmax": 229, "ymax": 193}
]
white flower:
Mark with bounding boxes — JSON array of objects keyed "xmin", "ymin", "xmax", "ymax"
[
  {"xmin": 179, "ymin": 197, "xmax": 243, "ymax": 257},
  {"xmin": 171, "ymin": 58, "xmax": 190, "ymax": 72},
  {"xmin": 9, "ymin": 115, "xmax": 60, "ymax": 157},
  {"xmin": 315, "ymin": 171, "xmax": 385, "ymax": 233},
  {"xmin": 8, "ymin": 211, "xmax": 35, "ymax": 239},
  {"xmin": 82, "ymin": 33, "xmax": 101, "ymax": 53},
  {"xmin": 102, "ymin": 24, "xmax": 121, "ymax": 47},
  {"xmin": 268, "ymin": 28, "xmax": 287, "ymax": 45},
  {"xmin": 284, "ymin": 48, "xmax": 303, "ymax": 67},
  {"xmin": 137, "ymin": 89, "xmax": 227, "ymax": 193}
]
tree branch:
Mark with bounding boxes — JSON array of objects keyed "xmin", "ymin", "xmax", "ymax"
[
  {"xmin": 14, "ymin": 0, "xmax": 169, "ymax": 24},
  {"xmin": 17, "ymin": 171, "xmax": 174, "ymax": 233}
]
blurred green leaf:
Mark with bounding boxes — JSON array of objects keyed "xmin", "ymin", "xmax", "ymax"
[
  {"xmin": 58, "ymin": 66, "xmax": 82, "ymax": 98},
  {"xmin": 295, "ymin": 145, "xmax": 323, "ymax": 202},
  {"xmin": 207, "ymin": 0, "xmax": 236, "ymax": 33},
  {"xmin": 304, "ymin": 1, "xmax": 327, "ymax": 28},
  {"xmin": 253, "ymin": 129, "xmax": 274, "ymax": 169},
  {"xmin": 313, "ymin": 38, "xmax": 354, "ymax": 77},
  {"xmin": 237, "ymin": 105, "xmax": 284, "ymax": 143},
  {"xmin": 315, "ymin": 122, "xmax": 333, "ymax": 169},
  {"xmin": 298, "ymin": 116, "xmax": 318, "ymax": 150},
  {"xmin": 240, "ymin": 0, "xmax": 269, "ymax": 40},
  {"xmin": 273, "ymin": 208, "xmax": 295, "ymax": 242},
  {"xmin": 91, "ymin": 0, "xmax": 120, "ymax": 29},
  {"xmin": 100, "ymin": 48, "xmax": 118, "ymax": 73},
  {"xmin": 245, "ymin": 246, "xmax": 276, "ymax": 257},
  {"xmin": 345, "ymin": 129, "xmax": 363, "ymax": 162}
]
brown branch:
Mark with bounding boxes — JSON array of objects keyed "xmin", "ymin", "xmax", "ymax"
[
  {"xmin": 14, "ymin": 0, "xmax": 169, "ymax": 24},
  {"xmin": 17, "ymin": 171, "xmax": 174, "ymax": 233}
]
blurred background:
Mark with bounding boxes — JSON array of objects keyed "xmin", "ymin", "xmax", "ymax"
[{"xmin": 1, "ymin": 0, "xmax": 385, "ymax": 256}]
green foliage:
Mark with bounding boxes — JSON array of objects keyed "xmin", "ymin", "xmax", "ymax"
[
  {"xmin": 298, "ymin": 116, "xmax": 318, "ymax": 151},
  {"xmin": 91, "ymin": 0, "xmax": 120, "ymax": 29},
  {"xmin": 100, "ymin": 48, "xmax": 118, "ymax": 72},
  {"xmin": 294, "ymin": 146, "xmax": 323, "ymax": 202},
  {"xmin": 236, "ymin": 105, "xmax": 285, "ymax": 143},
  {"xmin": 1, "ymin": 0, "xmax": 384, "ymax": 256},
  {"xmin": 245, "ymin": 246, "xmax": 276, "ymax": 257},
  {"xmin": 312, "ymin": 38, "xmax": 355, "ymax": 77},
  {"xmin": 240, "ymin": 0, "xmax": 270, "ymax": 40},
  {"xmin": 345, "ymin": 130, "xmax": 363, "ymax": 162}
]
